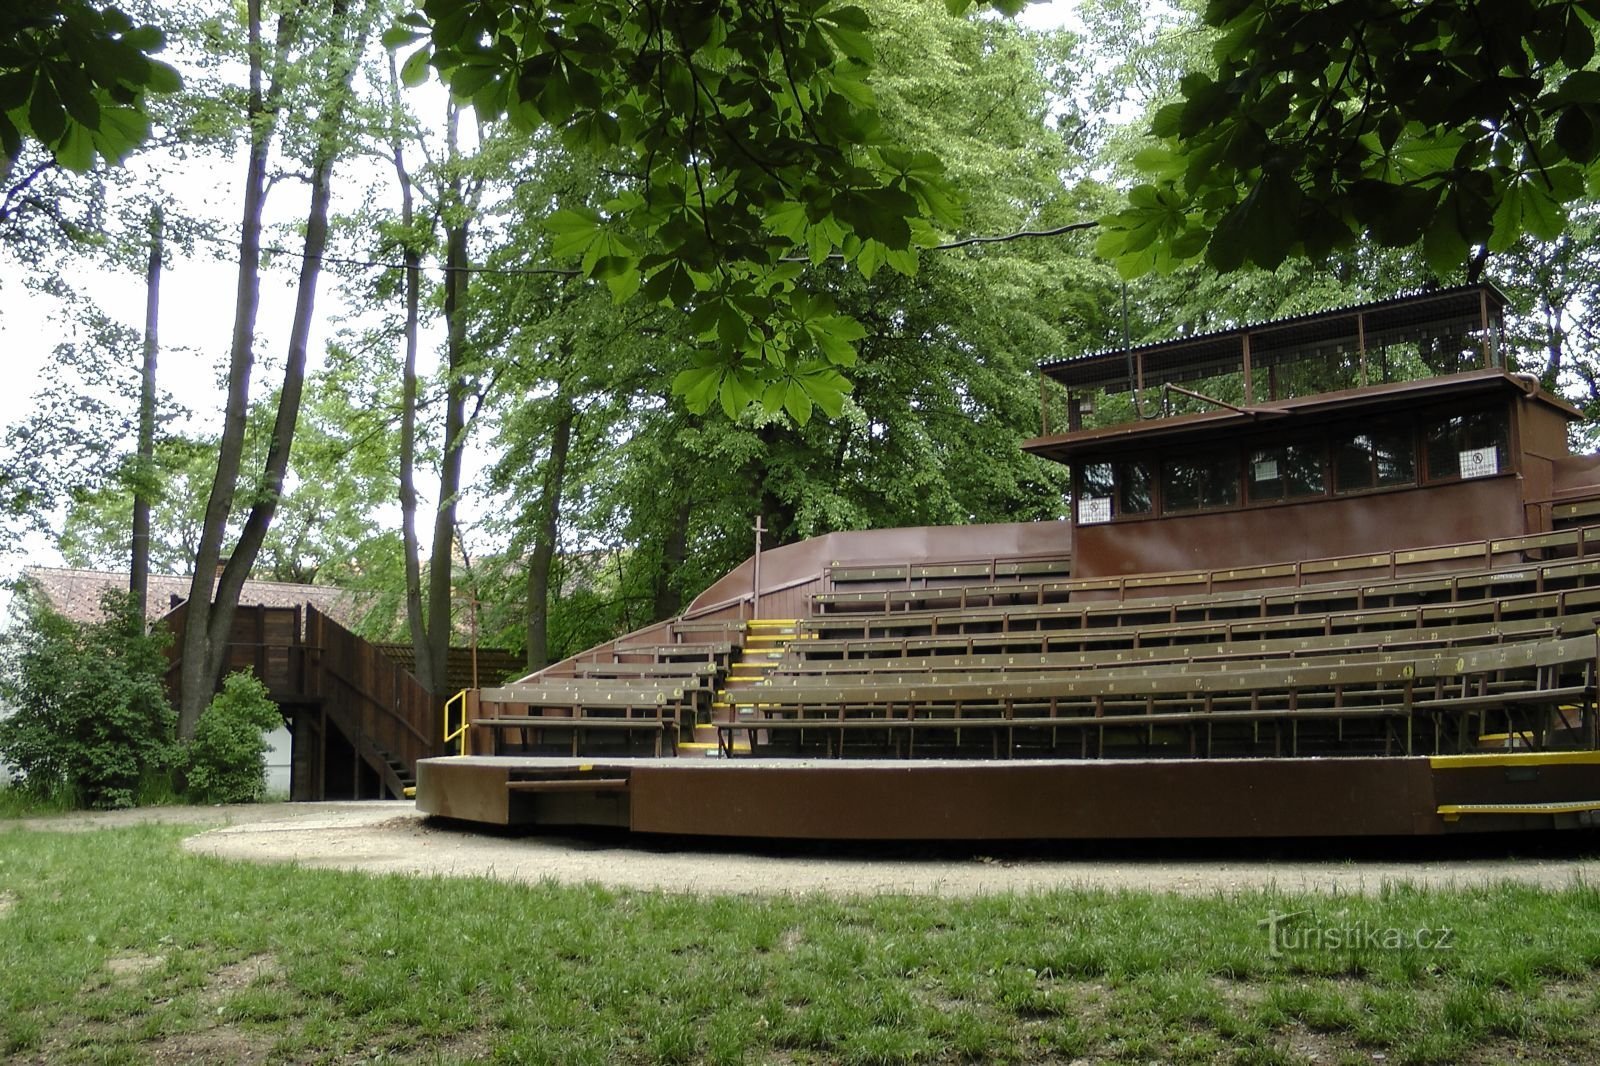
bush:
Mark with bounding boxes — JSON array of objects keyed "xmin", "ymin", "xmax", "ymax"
[
  {"xmin": 0, "ymin": 585, "xmax": 176, "ymax": 809},
  {"xmin": 183, "ymin": 671, "xmax": 281, "ymax": 805}
]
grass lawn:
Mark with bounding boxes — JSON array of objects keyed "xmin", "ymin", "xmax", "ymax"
[{"xmin": 3, "ymin": 822, "xmax": 1600, "ymax": 1064}]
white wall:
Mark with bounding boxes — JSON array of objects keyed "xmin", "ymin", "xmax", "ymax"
[{"xmin": 263, "ymin": 724, "xmax": 292, "ymax": 796}]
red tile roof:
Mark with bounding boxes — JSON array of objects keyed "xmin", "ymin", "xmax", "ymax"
[{"xmin": 22, "ymin": 566, "xmax": 359, "ymax": 627}]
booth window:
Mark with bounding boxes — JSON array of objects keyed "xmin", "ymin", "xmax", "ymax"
[
  {"xmin": 1117, "ymin": 460, "xmax": 1155, "ymax": 515},
  {"xmin": 1077, "ymin": 462, "xmax": 1115, "ymax": 523},
  {"xmin": 1163, "ymin": 450, "xmax": 1239, "ymax": 512},
  {"xmin": 1248, "ymin": 441, "xmax": 1325, "ymax": 503},
  {"xmin": 1332, "ymin": 426, "xmax": 1416, "ymax": 493},
  {"xmin": 1424, "ymin": 410, "xmax": 1509, "ymax": 481}
]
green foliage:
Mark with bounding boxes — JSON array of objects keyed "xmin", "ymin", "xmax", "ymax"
[
  {"xmin": 182, "ymin": 672, "xmax": 281, "ymax": 805},
  {"xmin": 404, "ymin": 0, "xmax": 969, "ymax": 418},
  {"xmin": 0, "ymin": 585, "xmax": 174, "ymax": 809},
  {"xmin": 0, "ymin": 0, "xmax": 181, "ymax": 172},
  {"xmin": 1096, "ymin": 0, "xmax": 1600, "ymax": 279}
]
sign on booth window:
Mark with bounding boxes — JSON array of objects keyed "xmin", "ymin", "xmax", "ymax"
[
  {"xmin": 1079, "ymin": 497, "xmax": 1112, "ymax": 524},
  {"xmin": 1459, "ymin": 447, "xmax": 1498, "ymax": 479}
]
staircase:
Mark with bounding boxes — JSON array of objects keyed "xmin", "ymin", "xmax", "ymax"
[{"xmin": 700, "ymin": 619, "xmax": 807, "ymax": 755}]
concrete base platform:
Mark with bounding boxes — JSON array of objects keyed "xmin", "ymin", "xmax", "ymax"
[{"xmin": 416, "ymin": 752, "xmax": 1600, "ymax": 840}]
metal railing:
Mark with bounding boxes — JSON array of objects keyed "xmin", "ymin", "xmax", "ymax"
[{"xmin": 444, "ymin": 689, "xmax": 471, "ymax": 756}]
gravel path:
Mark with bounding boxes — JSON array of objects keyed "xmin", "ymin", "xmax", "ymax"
[{"xmin": 10, "ymin": 801, "xmax": 1591, "ymax": 897}]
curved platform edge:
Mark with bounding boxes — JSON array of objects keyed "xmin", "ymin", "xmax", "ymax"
[{"xmin": 415, "ymin": 754, "xmax": 1600, "ymax": 840}]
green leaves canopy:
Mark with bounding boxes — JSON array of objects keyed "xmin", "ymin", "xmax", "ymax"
[
  {"xmin": 397, "ymin": 0, "xmax": 965, "ymax": 418},
  {"xmin": 1096, "ymin": 0, "xmax": 1600, "ymax": 280},
  {"xmin": 0, "ymin": 0, "xmax": 181, "ymax": 172}
]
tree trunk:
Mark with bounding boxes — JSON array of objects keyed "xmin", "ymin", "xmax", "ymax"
[
  {"xmin": 422, "ymin": 202, "xmax": 469, "ymax": 695},
  {"xmin": 177, "ymin": 0, "xmax": 280, "ymax": 736},
  {"xmin": 390, "ymin": 55, "xmax": 430, "ymax": 693},
  {"xmin": 130, "ymin": 205, "xmax": 161, "ymax": 622},
  {"xmin": 525, "ymin": 401, "xmax": 574, "ymax": 672},
  {"xmin": 177, "ymin": 0, "xmax": 373, "ymax": 735},
  {"xmin": 652, "ymin": 497, "xmax": 692, "ymax": 622},
  {"xmin": 756, "ymin": 423, "xmax": 798, "ymax": 547}
]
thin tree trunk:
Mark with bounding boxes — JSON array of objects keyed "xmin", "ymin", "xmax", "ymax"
[
  {"xmin": 424, "ymin": 201, "xmax": 469, "ymax": 694},
  {"xmin": 405, "ymin": 102, "xmax": 480, "ymax": 697},
  {"xmin": 526, "ymin": 401, "xmax": 574, "ymax": 672},
  {"xmin": 390, "ymin": 54, "xmax": 430, "ymax": 693},
  {"xmin": 652, "ymin": 497, "xmax": 692, "ymax": 622},
  {"xmin": 130, "ymin": 205, "xmax": 161, "ymax": 622}
]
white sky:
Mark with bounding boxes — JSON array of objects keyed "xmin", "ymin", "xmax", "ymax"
[{"xmin": 0, "ymin": 0, "xmax": 1083, "ymax": 581}]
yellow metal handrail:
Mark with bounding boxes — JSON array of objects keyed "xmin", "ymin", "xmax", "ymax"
[{"xmin": 443, "ymin": 689, "xmax": 471, "ymax": 756}]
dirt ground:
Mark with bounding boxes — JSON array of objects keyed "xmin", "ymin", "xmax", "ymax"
[{"xmin": 11, "ymin": 801, "xmax": 1600, "ymax": 897}]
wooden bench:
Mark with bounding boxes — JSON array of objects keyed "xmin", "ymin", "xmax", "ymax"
[
  {"xmin": 717, "ymin": 638, "xmax": 1600, "ymax": 758},
  {"xmin": 669, "ymin": 620, "xmax": 747, "ymax": 638},
  {"xmin": 609, "ymin": 641, "xmax": 734, "ymax": 666},
  {"xmin": 571, "ymin": 661, "xmax": 719, "ymax": 680},
  {"xmin": 800, "ymin": 578, "xmax": 1600, "ymax": 652},
  {"xmin": 475, "ymin": 714, "xmax": 680, "ymax": 757},
  {"xmin": 803, "ymin": 554, "xmax": 1600, "ymax": 641},
  {"xmin": 771, "ymin": 615, "xmax": 1585, "ymax": 677}
]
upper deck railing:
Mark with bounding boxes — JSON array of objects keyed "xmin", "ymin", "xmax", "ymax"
[{"xmin": 1039, "ymin": 283, "xmax": 1511, "ymax": 436}]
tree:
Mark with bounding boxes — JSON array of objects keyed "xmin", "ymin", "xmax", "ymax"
[
  {"xmin": 176, "ymin": 0, "xmax": 382, "ymax": 737},
  {"xmin": 398, "ymin": 0, "xmax": 984, "ymax": 418},
  {"xmin": 0, "ymin": 0, "xmax": 180, "ymax": 184},
  {"xmin": 0, "ymin": 585, "xmax": 174, "ymax": 809},
  {"xmin": 0, "ymin": 295, "xmax": 153, "ymax": 556},
  {"xmin": 183, "ymin": 671, "xmax": 281, "ymax": 804},
  {"xmin": 130, "ymin": 205, "xmax": 161, "ymax": 618},
  {"xmin": 59, "ymin": 435, "xmax": 213, "ymax": 574},
  {"xmin": 1095, "ymin": 0, "xmax": 1600, "ymax": 280}
]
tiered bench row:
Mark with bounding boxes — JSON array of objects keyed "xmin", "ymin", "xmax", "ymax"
[
  {"xmin": 718, "ymin": 526, "xmax": 1600, "ymax": 760},
  {"xmin": 471, "ymin": 523, "xmax": 1600, "ymax": 762}
]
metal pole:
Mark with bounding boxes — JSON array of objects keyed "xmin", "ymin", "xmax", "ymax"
[
  {"xmin": 752, "ymin": 516, "xmax": 765, "ymax": 620},
  {"xmin": 469, "ymin": 588, "xmax": 479, "ymax": 690}
]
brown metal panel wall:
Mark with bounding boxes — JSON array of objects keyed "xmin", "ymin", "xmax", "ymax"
[
  {"xmin": 623, "ymin": 759, "xmax": 1438, "ymax": 840},
  {"xmin": 1519, "ymin": 398, "xmax": 1573, "ymax": 533},
  {"xmin": 759, "ymin": 578, "xmax": 822, "ymax": 619},
  {"xmin": 689, "ymin": 522, "xmax": 1073, "ymax": 613},
  {"xmin": 1074, "ymin": 478, "xmax": 1528, "ymax": 579}
]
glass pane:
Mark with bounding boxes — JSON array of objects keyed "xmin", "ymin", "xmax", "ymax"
[
  {"xmin": 1200, "ymin": 452, "xmax": 1240, "ymax": 508},
  {"xmin": 1077, "ymin": 462, "xmax": 1114, "ymax": 523},
  {"xmin": 1333, "ymin": 434, "xmax": 1375, "ymax": 493},
  {"xmin": 1374, "ymin": 430, "xmax": 1416, "ymax": 486},
  {"xmin": 1164, "ymin": 451, "xmax": 1238, "ymax": 512},
  {"xmin": 1333, "ymin": 427, "xmax": 1414, "ymax": 493},
  {"xmin": 1117, "ymin": 460, "xmax": 1153, "ymax": 515},
  {"xmin": 1425, "ymin": 410, "xmax": 1507, "ymax": 481},
  {"xmin": 1162, "ymin": 459, "xmax": 1200, "ymax": 512},
  {"xmin": 1283, "ymin": 441, "xmax": 1326, "ymax": 498},
  {"xmin": 1080, "ymin": 462, "xmax": 1114, "ymax": 497}
]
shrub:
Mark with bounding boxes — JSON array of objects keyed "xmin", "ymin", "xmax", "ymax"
[
  {"xmin": 183, "ymin": 671, "xmax": 281, "ymax": 804},
  {"xmin": 0, "ymin": 585, "xmax": 176, "ymax": 809}
]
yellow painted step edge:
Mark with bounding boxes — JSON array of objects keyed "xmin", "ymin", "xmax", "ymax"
[{"xmin": 1430, "ymin": 751, "xmax": 1600, "ymax": 770}]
